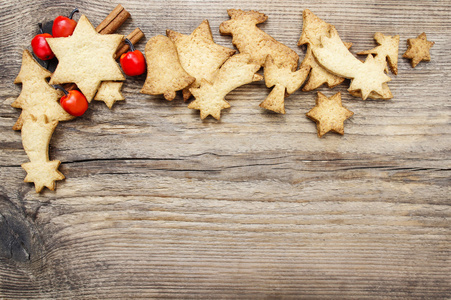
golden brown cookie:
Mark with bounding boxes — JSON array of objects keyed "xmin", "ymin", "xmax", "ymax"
[
  {"xmin": 94, "ymin": 81, "xmax": 125, "ymax": 109},
  {"xmin": 47, "ymin": 15, "xmax": 125, "ymax": 102},
  {"xmin": 21, "ymin": 115, "xmax": 64, "ymax": 192},
  {"xmin": 141, "ymin": 35, "xmax": 195, "ymax": 100},
  {"xmin": 358, "ymin": 32, "xmax": 400, "ymax": 75},
  {"xmin": 262, "ymin": 55, "xmax": 310, "ymax": 113},
  {"xmin": 220, "ymin": 9, "xmax": 298, "ymax": 68},
  {"xmin": 403, "ymin": 32, "xmax": 434, "ymax": 68},
  {"xmin": 188, "ymin": 53, "xmax": 262, "ymax": 120},
  {"xmin": 12, "ymin": 50, "xmax": 73, "ymax": 130},
  {"xmin": 12, "ymin": 50, "xmax": 77, "ymax": 192},
  {"xmin": 167, "ymin": 20, "xmax": 236, "ymax": 101},
  {"xmin": 306, "ymin": 92, "xmax": 354, "ymax": 138},
  {"xmin": 220, "ymin": 9, "xmax": 308, "ymax": 114},
  {"xmin": 312, "ymin": 27, "xmax": 391, "ymax": 100},
  {"xmin": 349, "ymin": 83, "xmax": 393, "ymax": 100},
  {"xmin": 298, "ymin": 9, "xmax": 351, "ymax": 91}
]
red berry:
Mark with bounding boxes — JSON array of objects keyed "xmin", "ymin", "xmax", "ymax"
[
  {"xmin": 120, "ymin": 50, "xmax": 146, "ymax": 76},
  {"xmin": 52, "ymin": 16, "xmax": 77, "ymax": 38},
  {"xmin": 31, "ymin": 33, "xmax": 54, "ymax": 60},
  {"xmin": 52, "ymin": 8, "xmax": 79, "ymax": 38},
  {"xmin": 119, "ymin": 39, "xmax": 146, "ymax": 76},
  {"xmin": 60, "ymin": 90, "xmax": 89, "ymax": 117}
]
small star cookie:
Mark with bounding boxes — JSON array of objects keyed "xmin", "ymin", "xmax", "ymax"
[
  {"xmin": 47, "ymin": 15, "xmax": 125, "ymax": 102},
  {"xmin": 167, "ymin": 20, "xmax": 236, "ymax": 101},
  {"xmin": 94, "ymin": 81, "xmax": 125, "ymax": 109},
  {"xmin": 403, "ymin": 32, "xmax": 434, "ymax": 68},
  {"xmin": 306, "ymin": 92, "xmax": 354, "ymax": 138}
]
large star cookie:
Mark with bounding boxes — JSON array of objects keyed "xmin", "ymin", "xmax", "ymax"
[
  {"xmin": 306, "ymin": 92, "xmax": 354, "ymax": 138},
  {"xmin": 167, "ymin": 20, "xmax": 236, "ymax": 101},
  {"xmin": 403, "ymin": 32, "xmax": 434, "ymax": 68},
  {"xmin": 12, "ymin": 50, "xmax": 73, "ymax": 130},
  {"xmin": 47, "ymin": 15, "xmax": 125, "ymax": 102}
]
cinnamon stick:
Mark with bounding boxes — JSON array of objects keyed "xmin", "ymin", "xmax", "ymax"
[
  {"xmin": 95, "ymin": 4, "xmax": 130, "ymax": 34},
  {"xmin": 114, "ymin": 28, "xmax": 145, "ymax": 59},
  {"xmin": 94, "ymin": 5, "xmax": 144, "ymax": 59},
  {"xmin": 63, "ymin": 83, "xmax": 77, "ymax": 91}
]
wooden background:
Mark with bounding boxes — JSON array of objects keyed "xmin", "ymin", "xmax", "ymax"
[{"xmin": 1, "ymin": 0, "xmax": 450, "ymax": 298}]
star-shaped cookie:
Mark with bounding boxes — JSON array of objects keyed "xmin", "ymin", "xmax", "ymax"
[
  {"xmin": 94, "ymin": 81, "xmax": 124, "ymax": 109},
  {"xmin": 348, "ymin": 54, "xmax": 391, "ymax": 100},
  {"xmin": 306, "ymin": 92, "xmax": 354, "ymax": 138},
  {"xmin": 47, "ymin": 15, "xmax": 125, "ymax": 102},
  {"xmin": 22, "ymin": 160, "xmax": 64, "ymax": 193},
  {"xmin": 167, "ymin": 20, "xmax": 236, "ymax": 101},
  {"xmin": 403, "ymin": 32, "xmax": 434, "ymax": 68}
]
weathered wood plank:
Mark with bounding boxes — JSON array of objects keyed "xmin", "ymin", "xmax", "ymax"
[{"xmin": 0, "ymin": 0, "xmax": 450, "ymax": 298}]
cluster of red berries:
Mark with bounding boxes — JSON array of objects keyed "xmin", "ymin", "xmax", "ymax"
[
  {"xmin": 31, "ymin": 8, "xmax": 79, "ymax": 60},
  {"xmin": 30, "ymin": 8, "xmax": 146, "ymax": 117}
]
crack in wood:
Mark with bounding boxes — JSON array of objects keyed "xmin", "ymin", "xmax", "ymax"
[{"xmin": 61, "ymin": 157, "xmax": 185, "ymax": 165}]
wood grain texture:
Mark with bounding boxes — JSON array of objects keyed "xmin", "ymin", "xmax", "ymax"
[{"xmin": 1, "ymin": 0, "xmax": 450, "ymax": 298}]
